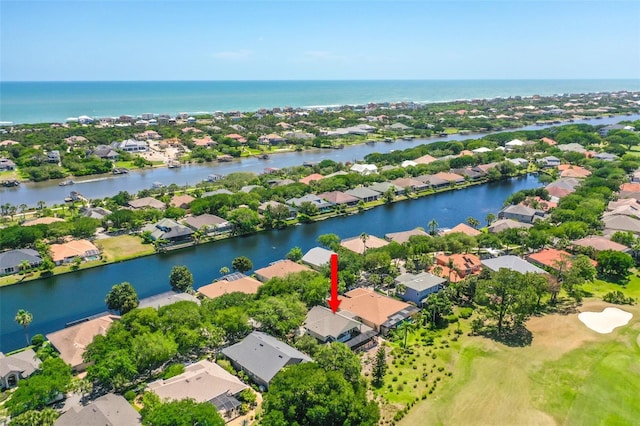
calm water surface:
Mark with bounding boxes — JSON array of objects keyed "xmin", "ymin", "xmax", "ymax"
[{"xmin": 0, "ymin": 174, "xmax": 540, "ymax": 351}]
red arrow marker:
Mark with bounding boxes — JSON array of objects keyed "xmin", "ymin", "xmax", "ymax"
[{"xmin": 327, "ymin": 253, "xmax": 341, "ymax": 313}]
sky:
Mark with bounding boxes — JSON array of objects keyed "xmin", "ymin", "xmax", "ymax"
[{"xmin": 1, "ymin": 0, "xmax": 639, "ymax": 81}]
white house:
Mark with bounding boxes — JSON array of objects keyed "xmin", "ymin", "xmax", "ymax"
[{"xmin": 350, "ymin": 163, "xmax": 378, "ymax": 175}]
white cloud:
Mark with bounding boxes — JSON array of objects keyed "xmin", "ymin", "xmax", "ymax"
[{"xmin": 213, "ymin": 50, "xmax": 253, "ymax": 61}]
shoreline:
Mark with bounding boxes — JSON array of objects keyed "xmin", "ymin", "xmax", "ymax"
[{"xmin": 0, "ymin": 173, "xmax": 522, "ymax": 288}]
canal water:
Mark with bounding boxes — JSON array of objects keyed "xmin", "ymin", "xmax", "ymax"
[
  {"xmin": 1, "ymin": 114, "xmax": 636, "ymax": 207},
  {"xmin": 0, "ymin": 174, "xmax": 540, "ymax": 351}
]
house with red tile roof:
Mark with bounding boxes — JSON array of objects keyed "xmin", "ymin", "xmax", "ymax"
[
  {"xmin": 225, "ymin": 133, "xmax": 247, "ymax": 143},
  {"xmin": 340, "ymin": 235, "xmax": 389, "ymax": 254},
  {"xmin": 413, "ymin": 154, "xmax": 438, "ymax": 165},
  {"xmin": 433, "ymin": 253, "xmax": 482, "ymax": 281},
  {"xmin": 558, "ymin": 165, "xmax": 591, "ymax": 178},
  {"xmin": 318, "ymin": 191, "xmax": 359, "ymax": 207},
  {"xmin": 298, "ymin": 173, "xmax": 324, "ymax": 185},
  {"xmin": 50, "ymin": 239, "xmax": 100, "ymax": 265},
  {"xmin": 433, "ymin": 171, "xmax": 465, "ymax": 184},
  {"xmin": 169, "ymin": 194, "xmax": 195, "ymax": 209},
  {"xmin": 526, "ymin": 248, "xmax": 595, "ymax": 271}
]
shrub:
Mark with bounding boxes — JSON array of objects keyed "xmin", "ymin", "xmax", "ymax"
[
  {"xmin": 163, "ymin": 363, "xmax": 185, "ymax": 379},
  {"xmin": 603, "ymin": 290, "xmax": 635, "ymax": 305},
  {"xmin": 30, "ymin": 334, "xmax": 45, "ymax": 347},
  {"xmin": 458, "ymin": 307, "xmax": 473, "ymax": 319},
  {"xmin": 124, "ymin": 390, "xmax": 137, "ymax": 402}
]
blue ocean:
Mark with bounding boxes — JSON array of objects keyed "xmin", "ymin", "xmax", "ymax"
[{"xmin": 1, "ymin": 79, "xmax": 639, "ymax": 125}]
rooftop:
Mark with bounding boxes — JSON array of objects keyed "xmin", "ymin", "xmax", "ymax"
[
  {"xmin": 254, "ymin": 260, "xmax": 313, "ymax": 282},
  {"xmin": 198, "ymin": 274, "xmax": 262, "ymax": 299}
]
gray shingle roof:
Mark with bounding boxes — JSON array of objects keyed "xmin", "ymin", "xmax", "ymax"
[
  {"xmin": 221, "ymin": 331, "xmax": 311, "ymax": 387},
  {"xmin": 301, "ymin": 247, "xmax": 335, "ymax": 268},
  {"xmin": 481, "ymin": 255, "xmax": 546, "ymax": 274},
  {"xmin": 0, "ymin": 249, "xmax": 42, "ymax": 273},
  {"xmin": 395, "ymin": 272, "xmax": 446, "ymax": 292},
  {"xmin": 303, "ymin": 306, "xmax": 369, "ymax": 342},
  {"xmin": 55, "ymin": 393, "xmax": 141, "ymax": 426},
  {"xmin": 344, "ymin": 187, "xmax": 381, "ymax": 200}
]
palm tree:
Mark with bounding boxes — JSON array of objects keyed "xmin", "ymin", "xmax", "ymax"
[
  {"xmin": 428, "ymin": 218, "xmax": 438, "ymax": 236},
  {"xmin": 15, "ymin": 309, "xmax": 33, "ymax": 346},
  {"xmin": 466, "ymin": 216, "xmax": 480, "ymax": 229},
  {"xmin": 485, "ymin": 213, "xmax": 496, "ymax": 226},
  {"xmin": 19, "ymin": 260, "xmax": 31, "ymax": 275},
  {"xmin": 360, "ymin": 232, "xmax": 369, "ymax": 253},
  {"xmin": 447, "ymin": 258, "xmax": 456, "ymax": 283},
  {"xmin": 219, "ymin": 266, "xmax": 230, "ymax": 276}
]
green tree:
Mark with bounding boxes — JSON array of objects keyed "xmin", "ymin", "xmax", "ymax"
[
  {"xmin": 14, "ymin": 309, "xmax": 33, "ymax": 346},
  {"xmin": 317, "ymin": 233, "xmax": 340, "ymax": 250},
  {"xmin": 8, "ymin": 408, "xmax": 59, "ymax": 426},
  {"xmin": 219, "ymin": 266, "xmax": 230, "ymax": 276},
  {"xmin": 286, "ymin": 246, "xmax": 303, "ymax": 262},
  {"xmin": 169, "ymin": 265, "xmax": 194, "ymax": 292},
  {"xmin": 466, "ymin": 216, "xmax": 480, "ymax": 229},
  {"xmin": 232, "ymin": 256, "xmax": 253, "ymax": 273},
  {"xmin": 105, "ymin": 282, "xmax": 139, "ymax": 315},
  {"xmin": 314, "ymin": 342, "xmax": 362, "ymax": 385},
  {"xmin": 262, "ymin": 362, "xmax": 379, "ymax": 426},
  {"xmin": 428, "ymin": 218, "xmax": 438, "ymax": 235},
  {"xmin": 371, "ymin": 346, "xmax": 387, "ymax": 388},
  {"xmin": 596, "ymin": 250, "xmax": 634, "ymax": 279},
  {"xmin": 424, "ymin": 291, "xmax": 453, "ymax": 327},
  {"xmin": 475, "ymin": 269, "xmax": 537, "ymax": 333},
  {"xmin": 485, "ymin": 212, "xmax": 496, "ymax": 226},
  {"xmin": 141, "ymin": 397, "xmax": 225, "ymax": 426},
  {"xmin": 228, "ymin": 207, "xmax": 260, "ymax": 235}
]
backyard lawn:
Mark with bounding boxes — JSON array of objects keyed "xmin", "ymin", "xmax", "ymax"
[{"xmin": 95, "ymin": 234, "xmax": 155, "ymax": 262}]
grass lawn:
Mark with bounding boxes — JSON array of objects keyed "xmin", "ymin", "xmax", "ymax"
[
  {"xmin": 397, "ymin": 296, "xmax": 640, "ymax": 426},
  {"xmin": 95, "ymin": 235, "xmax": 155, "ymax": 262}
]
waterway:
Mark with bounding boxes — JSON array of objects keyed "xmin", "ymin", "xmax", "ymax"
[
  {"xmin": 0, "ymin": 174, "xmax": 541, "ymax": 351},
  {"xmin": 1, "ymin": 114, "xmax": 637, "ymax": 207}
]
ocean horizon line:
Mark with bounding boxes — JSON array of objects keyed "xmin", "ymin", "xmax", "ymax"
[{"xmin": 3, "ymin": 78, "xmax": 640, "ymax": 84}]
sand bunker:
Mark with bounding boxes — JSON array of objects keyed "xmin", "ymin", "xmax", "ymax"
[{"xmin": 578, "ymin": 307, "xmax": 632, "ymax": 334}]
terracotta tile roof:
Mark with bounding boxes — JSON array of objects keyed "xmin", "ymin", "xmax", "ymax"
[
  {"xmin": 433, "ymin": 172, "xmax": 465, "ymax": 182},
  {"xmin": 526, "ymin": 248, "xmax": 584, "ymax": 270},
  {"xmin": 46, "ymin": 315, "xmax": 119, "ymax": 370},
  {"xmin": 254, "ymin": 260, "xmax": 313, "ymax": 282},
  {"xmin": 340, "ymin": 235, "xmax": 389, "ymax": 254},
  {"xmin": 442, "ymin": 223, "xmax": 481, "ymax": 237},
  {"xmin": 318, "ymin": 191, "xmax": 359, "ymax": 205},
  {"xmin": 435, "ymin": 253, "xmax": 482, "ymax": 278},
  {"xmin": 299, "ymin": 173, "xmax": 324, "ymax": 185},
  {"xmin": 197, "ymin": 276, "xmax": 262, "ymax": 299},
  {"xmin": 385, "ymin": 228, "xmax": 429, "ymax": 244},
  {"xmin": 339, "ymin": 288, "xmax": 413, "ymax": 330},
  {"xmin": 620, "ymin": 183, "xmax": 640, "ymax": 193},
  {"xmin": 50, "ymin": 239, "xmax": 100, "ymax": 263},
  {"xmin": 519, "ymin": 196, "xmax": 558, "ymax": 212},
  {"xmin": 541, "ymin": 137, "xmax": 557, "ymax": 145},
  {"xmin": 413, "ymin": 154, "xmax": 438, "ymax": 165},
  {"xmin": 558, "ymin": 165, "xmax": 591, "ymax": 178}
]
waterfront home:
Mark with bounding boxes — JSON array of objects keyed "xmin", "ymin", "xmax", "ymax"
[
  {"xmin": 481, "ymin": 255, "xmax": 546, "ymax": 275},
  {"xmin": 369, "ymin": 181, "xmax": 405, "ymax": 195},
  {"xmin": 119, "ymin": 139, "xmax": 148, "ymax": 152},
  {"xmin": 472, "ymin": 163, "xmax": 499, "ymax": 174},
  {"xmin": 0, "ymin": 248, "xmax": 42, "ymax": 275},
  {"xmin": 221, "ymin": 331, "xmax": 312, "ymax": 390},
  {"xmin": 142, "ymin": 218, "xmax": 194, "ymax": 243},
  {"xmin": 198, "ymin": 274, "xmax": 262, "ymax": 299},
  {"xmin": 340, "ymin": 234, "xmax": 389, "ymax": 254},
  {"xmin": 433, "ymin": 253, "xmax": 482, "ymax": 282},
  {"xmin": 412, "ymin": 154, "xmax": 438, "ymax": 165},
  {"xmin": 56, "ymin": 393, "xmax": 141, "ymax": 426},
  {"xmin": 318, "ymin": 191, "xmax": 360, "ymax": 207},
  {"xmin": 91, "ymin": 144, "xmax": 119, "ymax": 160},
  {"xmin": 453, "ymin": 168, "xmax": 485, "ymax": 181},
  {"xmin": 169, "ymin": 194, "xmax": 195, "ymax": 209},
  {"xmin": 183, "ymin": 213, "xmax": 233, "ymax": 234},
  {"xmin": 225, "ymin": 133, "xmax": 247, "ymax": 143},
  {"xmin": 258, "ymin": 200, "xmax": 298, "ymax": 219},
  {"xmin": 558, "ymin": 164, "xmax": 591, "ymax": 178},
  {"xmin": 390, "ymin": 177, "xmax": 430, "ymax": 193},
  {"xmin": 301, "ymin": 247, "xmax": 335, "ymax": 269},
  {"xmin": 258, "ymin": 133, "xmax": 286, "ymax": 145},
  {"xmin": 135, "ymin": 129, "xmax": 162, "ymax": 140},
  {"xmin": 50, "ymin": 239, "xmax": 100, "ymax": 265},
  {"xmin": 441, "ymin": 223, "xmax": 482, "ymax": 237},
  {"xmin": 127, "ymin": 196, "xmax": 165, "ymax": 210},
  {"xmin": 598, "ymin": 124, "xmax": 629, "ymax": 137},
  {"xmin": 192, "ymin": 135, "xmax": 217, "ymax": 147},
  {"xmin": 344, "ymin": 187, "xmax": 382, "ymax": 203},
  {"xmin": 350, "ymin": 163, "xmax": 378, "ymax": 175},
  {"xmin": 254, "ymin": 259, "xmax": 313, "ymax": 282},
  {"xmin": 572, "ymin": 236, "xmax": 631, "ymax": 254},
  {"xmin": 508, "ymin": 158, "xmax": 529, "ymax": 167},
  {"xmin": 504, "ymin": 139, "xmax": 526, "ymax": 150},
  {"xmin": 499, "ymin": 204, "xmax": 545, "ymax": 224},
  {"xmin": 298, "ymin": 173, "xmax": 324, "ymax": 185},
  {"xmin": 138, "ymin": 291, "xmax": 200, "ymax": 310},
  {"xmin": 23, "ymin": 217, "xmax": 65, "ymax": 226},
  {"xmin": 339, "ymin": 288, "xmax": 419, "ymax": 334},
  {"xmin": 541, "ymin": 137, "xmax": 557, "ymax": 146},
  {"xmin": 46, "ymin": 150, "xmax": 61, "ymax": 163},
  {"xmin": 395, "ymin": 272, "xmax": 446, "ymax": 306},
  {"xmin": 147, "ymin": 360, "xmax": 248, "ymax": 422},
  {"xmin": 217, "ymin": 154, "xmax": 234, "ymax": 162},
  {"xmin": 488, "ymin": 218, "xmax": 533, "ymax": 233},
  {"xmin": 415, "ymin": 174, "xmax": 449, "ymax": 189},
  {"xmin": 619, "ymin": 182, "xmax": 640, "ymax": 200},
  {"xmin": 286, "ymin": 194, "xmax": 333, "ymax": 213},
  {"xmin": 303, "ymin": 306, "xmax": 377, "ymax": 351},
  {"xmin": 432, "ymin": 171, "xmax": 465, "ymax": 184},
  {"xmin": 545, "ymin": 178, "xmax": 580, "ymax": 199},
  {"xmin": 0, "ymin": 349, "xmax": 41, "ymax": 389},
  {"xmin": 46, "ymin": 314, "xmax": 119, "ymax": 372},
  {"xmin": 385, "ymin": 228, "xmax": 429, "ymax": 244},
  {"xmin": 0, "ymin": 158, "xmax": 16, "ymax": 170},
  {"xmin": 537, "ymin": 156, "xmax": 561, "ymax": 168}
]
